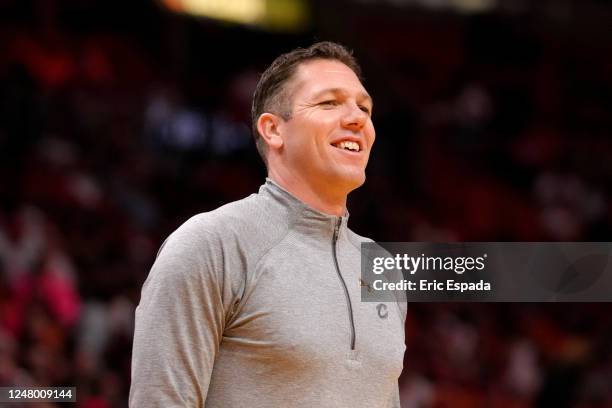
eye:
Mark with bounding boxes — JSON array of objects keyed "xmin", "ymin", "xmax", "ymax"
[
  {"xmin": 359, "ymin": 105, "xmax": 371, "ymax": 115},
  {"xmin": 319, "ymin": 100, "xmax": 339, "ymax": 107}
]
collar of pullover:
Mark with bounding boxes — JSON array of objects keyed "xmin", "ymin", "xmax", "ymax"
[{"xmin": 259, "ymin": 178, "xmax": 350, "ymax": 237}]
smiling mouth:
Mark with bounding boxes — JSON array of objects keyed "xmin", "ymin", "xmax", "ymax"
[{"xmin": 331, "ymin": 141, "xmax": 361, "ymax": 152}]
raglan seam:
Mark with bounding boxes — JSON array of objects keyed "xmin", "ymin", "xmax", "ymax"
[
  {"xmin": 251, "ymin": 216, "xmax": 297, "ymax": 279},
  {"xmin": 228, "ymin": 209, "xmax": 299, "ymax": 318}
]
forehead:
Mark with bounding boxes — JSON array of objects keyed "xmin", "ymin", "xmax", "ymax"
[{"xmin": 289, "ymin": 59, "xmax": 369, "ymax": 100}]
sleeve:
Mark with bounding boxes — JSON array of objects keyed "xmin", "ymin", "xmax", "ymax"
[{"xmin": 129, "ymin": 217, "xmax": 233, "ymax": 407}]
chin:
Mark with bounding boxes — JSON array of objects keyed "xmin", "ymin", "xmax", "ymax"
[{"xmin": 337, "ymin": 171, "xmax": 366, "ymax": 192}]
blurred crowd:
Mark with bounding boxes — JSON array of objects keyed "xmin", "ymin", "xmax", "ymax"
[{"xmin": 1, "ymin": 0, "xmax": 611, "ymax": 407}]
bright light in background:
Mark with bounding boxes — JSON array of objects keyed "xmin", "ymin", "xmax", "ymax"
[
  {"xmin": 163, "ymin": 0, "xmax": 266, "ymax": 24},
  {"xmin": 356, "ymin": 0, "xmax": 497, "ymax": 14},
  {"xmin": 451, "ymin": 0, "xmax": 496, "ymax": 13},
  {"xmin": 159, "ymin": 0, "xmax": 309, "ymax": 32},
  {"xmin": 415, "ymin": 0, "xmax": 497, "ymax": 13}
]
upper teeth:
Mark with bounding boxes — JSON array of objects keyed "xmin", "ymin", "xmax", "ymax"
[{"xmin": 335, "ymin": 141, "xmax": 360, "ymax": 151}]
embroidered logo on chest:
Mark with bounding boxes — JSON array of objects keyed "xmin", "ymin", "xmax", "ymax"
[{"xmin": 376, "ymin": 303, "xmax": 388, "ymax": 319}]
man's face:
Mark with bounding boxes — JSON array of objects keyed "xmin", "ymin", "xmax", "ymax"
[{"xmin": 277, "ymin": 58, "xmax": 375, "ymax": 194}]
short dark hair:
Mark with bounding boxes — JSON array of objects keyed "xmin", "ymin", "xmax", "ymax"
[{"xmin": 251, "ymin": 41, "xmax": 362, "ymax": 165}]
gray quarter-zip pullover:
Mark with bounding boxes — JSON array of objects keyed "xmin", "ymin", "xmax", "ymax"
[{"xmin": 130, "ymin": 179, "xmax": 406, "ymax": 407}]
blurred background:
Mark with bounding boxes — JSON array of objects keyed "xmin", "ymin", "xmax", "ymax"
[{"xmin": 1, "ymin": 0, "xmax": 611, "ymax": 406}]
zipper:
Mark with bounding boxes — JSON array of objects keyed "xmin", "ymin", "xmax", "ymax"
[{"xmin": 332, "ymin": 217, "xmax": 356, "ymax": 350}]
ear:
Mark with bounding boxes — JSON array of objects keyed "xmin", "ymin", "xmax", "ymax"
[{"xmin": 257, "ymin": 113, "xmax": 284, "ymax": 150}]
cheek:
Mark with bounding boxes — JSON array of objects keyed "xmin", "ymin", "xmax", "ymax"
[
  {"xmin": 282, "ymin": 122, "xmax": 306, "ymax": 149},
  {"xmin": 366, "ymin": 123, "xmax": 376, "ymax": 146},
  {"xmin": 283, "ymin": 123, "xmax": 320, "ymax": 162},
  {"xmin": 285, "ymin": 114, "xmax": 337, "ymax": 155}
]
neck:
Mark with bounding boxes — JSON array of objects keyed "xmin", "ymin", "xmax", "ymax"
[{"xmin": 268, "ymin": 170, "xmax": 348, "ymax": 216}]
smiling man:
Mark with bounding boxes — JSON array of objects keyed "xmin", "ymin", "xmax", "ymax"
[{"xmin": 130, "ymin": 42, "xmax": 406, "ymax": 408}]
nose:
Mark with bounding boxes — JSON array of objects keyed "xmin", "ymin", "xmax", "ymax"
[{"xmin": 341, "ymin": 102, "xmax": 368, "ymax": 131}]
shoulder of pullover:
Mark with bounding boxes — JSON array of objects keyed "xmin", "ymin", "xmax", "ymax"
[
  {"xmin": 345, "ymin": 228, "xmax": 374, "ymax": 252},
  {"xmin": 146, "ymin": 191, "xmax": 295, "ymax": 296},
  {"xmin": 181, "ymin": 191, "xmax": 295, "ymax": 262}
]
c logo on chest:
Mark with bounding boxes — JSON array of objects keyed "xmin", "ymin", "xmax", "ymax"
[{"xmin": 376, "ymin": 303, "xmax": 388, "ymax": 319}]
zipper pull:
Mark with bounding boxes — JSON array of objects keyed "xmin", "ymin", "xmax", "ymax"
[{"xmin": 333, "ymin": 218, "xmax": 341, "ymax": 242}]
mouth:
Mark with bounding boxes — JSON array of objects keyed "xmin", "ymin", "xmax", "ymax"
[{"xmin": 331, "ymin": 140, "xmax": 362, "ymax": 153}]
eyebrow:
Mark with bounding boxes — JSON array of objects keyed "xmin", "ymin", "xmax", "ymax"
[{"xmin": 312, "ymin": 88, "xmax": 373, "ymax": 106}]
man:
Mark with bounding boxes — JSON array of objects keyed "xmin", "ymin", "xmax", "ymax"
[{"xmin": 130, "ymin": 41, "xmax": 406, "ymax": 407}]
